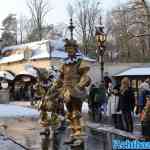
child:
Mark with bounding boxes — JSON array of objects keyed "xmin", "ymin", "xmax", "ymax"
[
  {"xmin": 141, "ymin": 95, "xmax": 150, "ymax": 139},
  {"xmin": 107, "ymin": 87, "xmax": 123, "ymax": 129}
]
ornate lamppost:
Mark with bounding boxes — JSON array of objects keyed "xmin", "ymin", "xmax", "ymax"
[
  {"xmin": 95, "ymin": 17, "xmax": 106, "ymax": 81},
  {"xmin": 68, "ymin": 18, "xmax": 75, "ymax": 40}
]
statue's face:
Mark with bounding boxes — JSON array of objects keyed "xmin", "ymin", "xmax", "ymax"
[{"xmin": 66, "ymin": 46, "xmax": 76, "ymax": 57}]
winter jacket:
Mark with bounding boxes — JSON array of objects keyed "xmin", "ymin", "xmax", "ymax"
[
  {"xmin": 89, "ymin": 86, "xmax": 106, "ymax": 104},
  {"xmin": 118, "ymin": 88, "xmax": 135, "ymax": 112},
  {"xmin": 107, "ymin": 94, "xmax": 121, "ymax": 116},
  {"xmin": 141, "ymin": 105, "xmax": 150, "ymax": 137}
]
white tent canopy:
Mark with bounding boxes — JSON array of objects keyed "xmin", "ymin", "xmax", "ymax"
[
  {"xmin": 114, "ymin": 67, "xmax": 150, "ymax": 77},
  {"xmin": 0, "ymin": 71, "xmax": 15, "ymax": 80}
]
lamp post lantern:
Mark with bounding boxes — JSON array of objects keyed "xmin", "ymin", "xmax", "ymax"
[{"xmin": 95, "ymin": 17, "xmax": 106, "ymax": 81}]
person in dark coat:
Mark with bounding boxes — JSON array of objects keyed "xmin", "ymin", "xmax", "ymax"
[
  {"xmin": 104, "ymin": 72, "xmax": 112, "ymax": 89},
  {"xmin": 88, "ymin": 82, "xmax": 106, "ymax": 122},
  {"xmin": 118, "ymin": 77, "xmax": 135, "ymax": 132},
  {"xmin": 141, "ymin": 95, "xmax": 150, "ymax": 140},
  {"xmin": 88, "ymin": 84, "xmax": 99, "ymax": 121}
]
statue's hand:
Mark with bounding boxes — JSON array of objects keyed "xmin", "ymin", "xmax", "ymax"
[
  {"xmin": 78, "ymin": 75, "xmax": 91, "ymax": 88},
  {"xmin": 64, "ymin": 89, "xmax": 71, "ymax": 103}
]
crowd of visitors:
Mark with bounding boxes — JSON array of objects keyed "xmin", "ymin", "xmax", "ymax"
[{"xmin": 88, "ymin": 75, "xmax": 150, "ymax": 138}]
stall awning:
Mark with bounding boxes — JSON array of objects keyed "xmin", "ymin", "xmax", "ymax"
[
  {"xmin": 0, "ymin": 70, "xmax": 15, "ymax": 80},
  {"xmin": 113, "ymin": 67, "xmax": 150, "ymax": 77},
  {"xmin": 14, "ymin": 65, "xmax": 38, "ymax": 83}
]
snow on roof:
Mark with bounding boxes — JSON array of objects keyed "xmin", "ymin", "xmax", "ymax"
[
  {"xmin": 0, "ymin": 104, "xmax": 39, "ymax": 118},
  {"xmin": 114, "ymin": 67, "xmax": 150, "ymax": 77},
  {"xmin": 0, "ymin": 53, "xmax": 24, "ymax": 64},
  {"xmin": 31, "ymin": 49, "xmax": 67, "ymax": 60},
  {"xmin": 1, "ymin": 40, "xmax": 49, "ymax": 52},
  {"xmin": 18, "ymin": 65, "xmax": 38, "ymax": 77},
  {"xmin": 0, "ymin": 39, "xmax": 95, "ymax": 64},
  {"xmin": 1, "ymin": 38, "xmax": 64, "ymax": 53},
  {"xmin": 50, "ymin": 38, "xmax": 65, "ymax": 50},
  {"xmin": 31, "ymin": 46, "xmax": 95, "ymax": 61},
  {"xmin": 0, "ymin": 71, "xmax": 15, "ymax": 80}
]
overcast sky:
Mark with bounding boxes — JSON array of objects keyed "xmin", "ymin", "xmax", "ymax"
[{"xmin": 0, "ymin": 0, "xmax": 128, "ymax": 27}]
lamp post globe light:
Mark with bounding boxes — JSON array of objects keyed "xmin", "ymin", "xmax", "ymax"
[{"xmin": 95, "ymin": 17, "xmax": 106, "ymax": 81}]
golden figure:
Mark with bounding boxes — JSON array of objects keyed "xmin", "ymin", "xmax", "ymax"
[{"xmin": 59, "ymin": 39, "xmax": 91, "ymax": 141}]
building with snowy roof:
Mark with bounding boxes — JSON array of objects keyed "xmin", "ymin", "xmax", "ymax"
[{"xmin": 0, "ymin": 38, "xmax": 95, "ymax": 76}]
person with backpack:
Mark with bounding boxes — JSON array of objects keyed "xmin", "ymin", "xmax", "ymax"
[
  {"xmin": 88, "ymin": 83, "xmax": 99, "ymax": 121},
  {"xmin": 88, "ymin": 81, "xmax": 107, "ymax": 122}
]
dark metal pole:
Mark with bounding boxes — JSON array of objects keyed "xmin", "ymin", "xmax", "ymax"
[
  {"xmin": 99, "ymin": 46, "xmax": 105, "ymax": 82},
  {"xmin": 101, "ymin": 54, "xmax": 104, "ymax": 82},
  {"xmin": 68, "ymin": 18, "xmax": 75, "ymax": 40}
]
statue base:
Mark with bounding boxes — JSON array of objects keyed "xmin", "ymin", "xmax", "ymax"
[
  {"xmin": 64, "ymin": 138, "xmax": 84, "ymax": 150},
  {"xmin": 70, "ymin": 139, "xmax": 84, "ymax": 150}
]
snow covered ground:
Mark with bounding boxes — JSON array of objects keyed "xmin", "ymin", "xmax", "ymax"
[
  {"xmin": 0, "ymin": 102, "xmax": 89, "ymax": 118},
  {"xmin": 0, "ymin": 104, "xmax": 40, "ymax": 118},
  {"xmin": 0, "ymin": 136, "xmax": 24, "ymax": 150}
]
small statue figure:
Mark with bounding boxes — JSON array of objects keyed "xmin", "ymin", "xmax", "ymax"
[{"xmin": 37, "ymin": 69, "xmax": 61, "ymax": 128}]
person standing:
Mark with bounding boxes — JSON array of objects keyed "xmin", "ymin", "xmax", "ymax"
[
  {"xmin": 88, "ymin": 84, "xmax": 97, "ymax": 121},
  {"xmin": 141, "ymin": 95, "xmax": 150, "ymax": 140},
  {"xmin": 98, "ymin": 81, "xmax": 107, "ymax": 119},
  {"xmin": 104, "ymin": 72, "xmax": 112, "ymax": 89},
  {"xmin": 118, "ymin": 77, "xmax": 135, "ymax": 132},
  {"xmin": 107, "ymin": 87, "xmax": 123, "ymax": 129},
  {"xmin": 107, "ymin": 82, "xmax": 113, "ymax": 98},
  {"xmin": 88, "ymin": 82, "xmax": 106, "ymax": 122},
  {"xmin": 139, "ymin": 78, "xmax": 150, "ymax": 111}
]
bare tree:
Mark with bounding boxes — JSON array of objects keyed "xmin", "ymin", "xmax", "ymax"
[
  {"xmin": 27, "ymin": 0, "xmax": 51, "ymax": 40},
  {"xmin": 17, "ymin": 15, "xmax": 29, "ymax": 44},
  {"xmin": 67, "ymin": 3, "xmax": 74, "ymax": 19},
  {"xmin": 106, "ymin": 0, "xmax": 150, "ymax": 62},
  {"xmin": 68, "ymin": 0, "xmax": 101, "ymax": 55},
  {"xmin": 1, "ymin": 14, "xmax": 17, "ymax": 47}
]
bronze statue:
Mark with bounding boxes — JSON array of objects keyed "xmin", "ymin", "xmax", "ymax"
[
  {"xmin": 60, "ymin": 39, "xmax": 91, "ymax": 141},
  {"xmin": 38, "ymin": 39, "xmax": 91, "ymax": 146},
  {"xmin": 38, "ymin": 17, "xmax": 91, "ymax": 147}
]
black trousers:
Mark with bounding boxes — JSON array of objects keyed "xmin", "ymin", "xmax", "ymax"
[
  {"xmin": 112, "ymin": 114, "xmax": 124, "ymax": 130},
  {"xmin": 122, "ymin": 111, "xmax": 133, "ymax": 132},
  {"xmin": 91, "ymin": 103, "xmax": 102, "ymax": 122},
  {"xmin": 142, "ymin": 121, "xmax": 150, "ymax": 137}
]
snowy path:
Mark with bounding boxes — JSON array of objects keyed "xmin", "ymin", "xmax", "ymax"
[{"xmin": 0, "ymin": 104, "xmax": 40, "ymax": 118}]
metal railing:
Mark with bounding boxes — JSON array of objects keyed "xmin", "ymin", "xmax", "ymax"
[{"xmin": 88, "ymin": 123, "xmax": 142, "ymax": 150}]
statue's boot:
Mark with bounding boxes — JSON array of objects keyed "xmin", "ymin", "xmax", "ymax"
[
  {"xmin": 64, "ymin": 137, "xmax": 76, "ymax": 145},
  {"xmin": 40, "ymin": 127, "xmax": 50, "ymax": 137}
]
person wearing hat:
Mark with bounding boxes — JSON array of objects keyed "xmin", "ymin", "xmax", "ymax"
[
  {"xmin": 59, "ymin": 39, "xmax": 91, "ymax": 143},
  {"xmin": 141, "ymin": 95, "xmax": 150, "ymax": 139}
]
